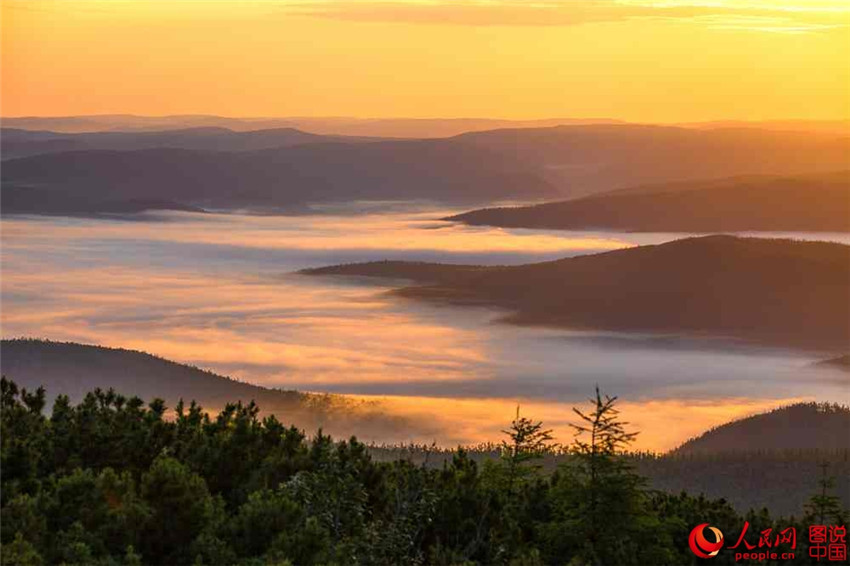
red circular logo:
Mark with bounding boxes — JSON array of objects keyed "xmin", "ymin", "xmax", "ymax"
[{"xmin": 689, "ymin": 523, "xmax": 724, "ymax": 558}]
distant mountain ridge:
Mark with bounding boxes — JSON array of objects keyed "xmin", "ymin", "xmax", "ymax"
[
  {"xmin": 3, "ymin": 124, "xmax": 848, "ymax": 216},
  {"xmin": 0, "ymin": 114, "xmax": 624, "ymax": 136},
  {"xmin": 303, "ymin": 235, "xmax": 850, "ymax": 350},
  {"xmin": 0, "ymin": 126, "xmax": 380, "ymax": 160},
  {"xmin": 4, "ymin": 114, "xmax": 847, "ymax": 137},
  {"xmin": 451, "ymin": 125, "xmax": 850, "ymax": 197},
  {"xmin": 447, "ymin": 171, "xmax": 850, "ymax": 232},
  {"xmin": 1, "ymin": 142, "xmax": 556, "ymax": 215},
  {"xmin": 673, "ymin": 403, "xmax": 850, "ymax": 454}
]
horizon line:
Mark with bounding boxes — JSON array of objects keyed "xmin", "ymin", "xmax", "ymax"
[{"xmin": 2, "ymin": 113, "xmax": 849, "ymax": 124}]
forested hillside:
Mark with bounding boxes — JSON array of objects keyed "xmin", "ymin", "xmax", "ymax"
[
  {"xmin": 673, "ymin": 403, "xmax": 850, "ymax": 454},
  {"xmin": 304, "ymin": 235, "xmax": 850, "ymax": 350},
  {"xmin": 0, "ymin": 339, "xmax": 417, "ymax": 442},
  {"xmin": 447, "ymin": 171, "xmax": 850, "ymax": 232}
]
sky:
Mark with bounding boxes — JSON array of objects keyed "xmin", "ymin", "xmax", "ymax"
[{"xmin": 2, "ymin": 0, "xmax": 849, "ymax": 123}]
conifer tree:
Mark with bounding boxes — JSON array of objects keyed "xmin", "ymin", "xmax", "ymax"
[{"xmin": 500, "ymin": 406, "xmax": 555, "ymax": 494}]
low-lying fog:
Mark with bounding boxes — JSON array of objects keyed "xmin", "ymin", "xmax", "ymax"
[{"xmin": 2, "ymin": 208, "xmax": 848, "ymax": 451}]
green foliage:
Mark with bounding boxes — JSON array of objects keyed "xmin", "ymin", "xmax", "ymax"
[
  {"xmin": 1, "ymin": 377, "xmax": 845, "ymax": 565},
  {"xmin": 804, "ymin": 462, "xmax": 847, "ymax": 525},
  {"xmin": 499, "ymin": 406, "xmax": 555, "ymax": 495},
  {"xmin": 541, "ymin": 386, "xmax": 651, "ymax": 565},
  {"xmin": 1, "ymin": 533, "xmax": 44, "ymax": 566}
]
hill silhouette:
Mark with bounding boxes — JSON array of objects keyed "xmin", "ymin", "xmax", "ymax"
[
  {"xmin": 0, "ymin": 114, "xmax": 306, "ymax": 133},
  {"xmin": 1, "ymin": 140, "xmax": 556, "ymax": 215},
  {"xmin": 447, "ymin": 171, "xmax": 850, "ymax": 232},
  {"xmin": 4, "ymin": 114, "xmax": 846, "ymax": 137},
  {"xmin": 0, "ymin": 339, "xmax": 422, "ymax": 441},
  {"xmin": 0, "ymin": 114, "xmax": 623, "ymax": 136},
  {"xmin": 4, "ymin": 125, "xmax": 848, "ymax": 216},
  {"xmin": 672, "ymin": 403, "xmax": 850, "ymax": 454},
  {"xmin": 452, "ymin": 125, "xmax": 850, "ymax": 197},
  {"xmin": 303, "ymin": 235, "xmax": 850, "ymax": 350},
  {"xmin": 0, "ymin": 126, "xmax": 379, "ymax": 160},
  {"xmin": 1, "ymin": 186, "xmax": 206, "ymax": 215}
]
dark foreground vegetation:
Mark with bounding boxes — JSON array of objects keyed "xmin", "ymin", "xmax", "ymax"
[{"xmin": 2, "ymin": 379, "xmax": 846, "ymax": 565}]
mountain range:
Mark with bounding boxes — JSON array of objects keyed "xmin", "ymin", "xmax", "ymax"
[
  {"xmin": 0, "ymin": 115, "xmax": 625, "ymax": 136},
  {"xmin": 0, "ymin": 126, "xmax": 378, "ymax": 160},
  {"xmin": 4, "ymin": 114, "xmax": 848, "ymax": 137},
  {"xmin": 3, "ymin": 124, "xmax": 849, "ymax": 216}
]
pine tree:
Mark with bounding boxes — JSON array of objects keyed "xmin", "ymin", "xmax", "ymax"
[
  {"xmin": 500, "ymin": 406, "xmax": 555, "ymax": 494},
  {"xmin": 804, "ymin": 462, "xmax": 846, "ymax": 524},
  {"xmin": 546, "ymin": 386, "xmax": 647, "ymax": 565}
]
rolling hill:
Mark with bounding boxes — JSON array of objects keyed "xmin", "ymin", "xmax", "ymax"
[
  {"xmin": 0, "ymin": 114, "xmax": 623, "ymax": 137},
  {"xmin": 1, "ymin": 139, "xmax": 556, "ymax": 215},
  {"xmin": 0, "ymin": 126, "xmax": 378, "ymax": 160},
  {"xmin": 302, "ymin": 235, "xmax": 850, "ymax": 350},
  {"xmin": 4, "ymin": 114, "xmax": 846, "ymax": 137},
  {"xmin": 0, "ymin": 339, "xmax": 421, "ymax": 441},
  {"xmin": 451, "ymin": 125, "xmax": 850, "ymax": 197},
  {"xmin": 3, "ymin": 124, "xmax": 849, "ymax": 216},
  {"xmin": 447, "ymin": 171, "xmax": 850, "ymax": 232},
  {"xmin": 0, "ymin": 114, "xmax": 305, "ymax": 133},
  {"xmin": 673, "ymin": 403, "xmax": 850, "ymax": 454}
]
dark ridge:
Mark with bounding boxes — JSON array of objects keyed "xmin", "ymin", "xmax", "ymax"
[
  {"xmin": 446, "ymin": 171, "xmax": 850, "ymax": 232},
  {"xmin": 1, "ymin": 185, "xmax": 207, "ymax": 215},
  {"xmin": 0, "ymin": 125, "xmax": 381, "ymax": 160},
  {"xmin": 0, "ymin": 338, "xmax": 418, "ymax": 440},
  {"xmin": 4, "ymin": 124, "xmax": 849, "ymax": 216},
  {"xmin": 0, "ymin": 139, "xmax": 556, "ymax": 216},
  {"xmin": 0, "ymin": 338, "xmax": 303, "ymax": 409},
  {"xmin": 450, "ymin": 125, "xmax": 850, "ymax": 197},
  {"xmin": 302, "ymin": 235, "xmax": 850, "ymax": 350},
  {"xmin": 672, "ymin": 403, "xmax": 850, "ymax": 454}
]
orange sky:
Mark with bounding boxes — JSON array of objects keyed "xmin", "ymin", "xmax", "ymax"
[{"xmin": 2, "ymin": 0, "xmax": 849, "ymax": 121}]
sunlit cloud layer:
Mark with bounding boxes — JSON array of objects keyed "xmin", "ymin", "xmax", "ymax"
[
  {"xmin": 354, "ymin": 395, "xmax": 813, "ymax": 450},
  {"xmin": 278, "ymin": 0, "xmax": 849, "ymax": 31},
  {"xmin": 3, "ymin": 211, "xmax": 847, "ymax": 449},
  {"xmin": 0, "ymin": 210, "xmax": 636, "ymax": 258}
]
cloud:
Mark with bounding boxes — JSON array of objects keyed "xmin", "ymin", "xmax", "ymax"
[
  {"xmin": 278, "ymin": 0, "xmax": 850, "ymax": 32},
  {"xmin": 8, "ymin": 0, "xmax": 845, "ymax": 33}
]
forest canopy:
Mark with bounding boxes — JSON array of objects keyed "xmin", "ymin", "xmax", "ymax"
[{"xmin": 2, "ymin": 378, "xmax": 846, "ymax": 565}]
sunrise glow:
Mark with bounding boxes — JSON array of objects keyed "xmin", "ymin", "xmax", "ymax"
[{"xmin": 3, "ymin": 0, "xmax": 849, "ymax": 121}]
